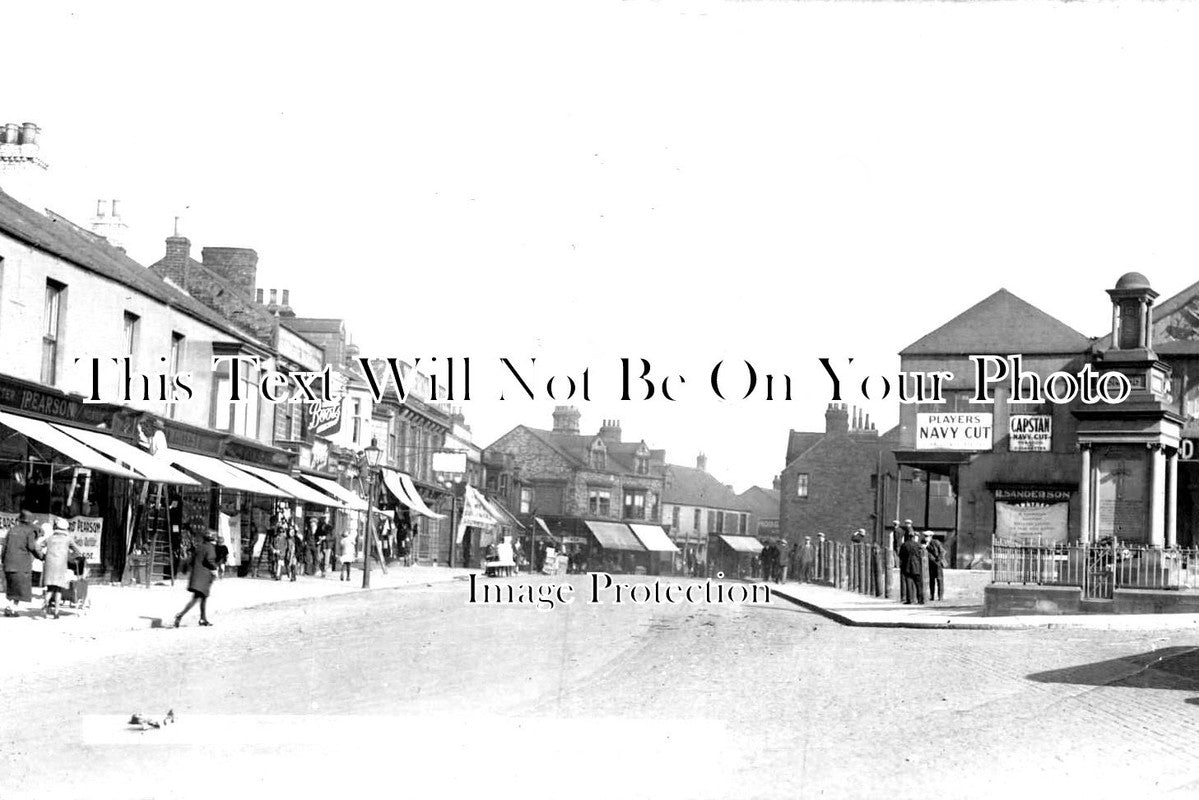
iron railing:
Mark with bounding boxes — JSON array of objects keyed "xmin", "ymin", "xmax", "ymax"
[{"xmin": 991, "ymin": 537, "xmax": 1199, "ymax": 597}]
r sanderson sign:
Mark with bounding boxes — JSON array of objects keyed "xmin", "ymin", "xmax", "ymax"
[{"xmin": 916, "ymin": 413, "xmax": 993, "ymax": 451}]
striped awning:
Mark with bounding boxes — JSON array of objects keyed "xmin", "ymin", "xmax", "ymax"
[{"xmin": 0, "ymin": 411, "xmax": 139, "ymax": 478}]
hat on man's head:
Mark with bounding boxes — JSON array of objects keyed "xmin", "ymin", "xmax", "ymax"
[
  {"xmin": 903, "ymin": 519, "xmax": 913, "ymax": 525},
  {"xmin": 54, "ymin": 517, "xmax": 69, "ymax": 531},
  {"xmin": 18, "ymin": 509, "xmax": 33, "ymax": 521}
]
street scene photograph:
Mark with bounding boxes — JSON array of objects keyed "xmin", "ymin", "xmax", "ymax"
[{"xmin": 5, "ymin": 2, "xmax": 1199, "ymax": 799}]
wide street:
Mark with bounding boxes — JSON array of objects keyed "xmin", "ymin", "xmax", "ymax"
[{"xmin": 3, "ymin": 573, "xmax": 1199, "ymax": 800}]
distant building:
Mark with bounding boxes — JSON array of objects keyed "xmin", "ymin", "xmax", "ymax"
[
  {"xmin": 484, "ymin": 407, "xmax": 670, "ymax": 572},
  {"xmin": 779, "ymin": 403, "xmax": 897, "ymax": 548},
  {"xmin": 738, "ymin": 481, "xmax": 780, "ymax": 537},
  {"xmin": 661, "ymin": 454, "xmax": 751, "ymax": 569}
]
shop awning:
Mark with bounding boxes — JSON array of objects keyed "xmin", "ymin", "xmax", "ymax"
[
  {"xmin": 232, "ymin": 463, "xmax": 344, "ymax": 507},
  {"xmin": 719, "ymin": 535, "xmax": 763, "ymax": 554},
  {"xmin": 299, "ymin": 474, "xmax": 369, "ymax": 511},
  {"xmin": 0, "ymin": 410, "xmax": 139, "ymax": 478},
  {"xmin": 52, "ymin": 425, "xmax": 199, "ymax": 485},
  {"xmin": 167, "ymin": 450, "xmax": 290, "ymax": 497},
  {"xmin": 584, "ymin": 521, "xmax": 646, "ymax": 552},
  {"xmin": 381, "ymin": 468, "xmax": 445, "ymax": 519},
  {"xmin": 459, "ymin": 484, "xmax": 500, "ymax": 528},
  {"xmin": 535, "ymin": 517, "xmax": 553, "ymax": 538},
  {"xmin": 484, "ymin": 497, "xmax": 524, "ymax": 530},
  {"xmin": 629, "ymin": 523, "xmax": 679, "ymax": 553}
]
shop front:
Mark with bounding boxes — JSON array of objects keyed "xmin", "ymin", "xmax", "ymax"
[
  {"xmin": 628, "ymin": 523, "xmax": 679, "ymax": 575},
  {"xmin": 710, "ymin": 534, "xmax": 762, "ymax": 580},
  {"xmin": 380, "ymin": 467, "xmax": 447, "ymax": 565},
  {"xmin": 582, "ymin": 520, "xmax": 647, "ymax": 574}
]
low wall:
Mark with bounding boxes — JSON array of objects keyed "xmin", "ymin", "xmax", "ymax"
[
  {"xmin": 1113, "ymin": 588, "xmax": 1199, "ymax": 615},
  {"xmin": 984, "ymin": 584, "xmax": 1081, "ymax": 616}
]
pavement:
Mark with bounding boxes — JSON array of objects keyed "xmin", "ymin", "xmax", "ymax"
[
  {"xmin": 0, "ymin": 561, "xmax": 472, "ymax": 638},
  {"xmin": 768, "ymin": 568, "xmax": 1199, "ymax": 630}
]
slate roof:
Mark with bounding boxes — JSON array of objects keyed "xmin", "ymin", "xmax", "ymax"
[
  {"xmin": 0, "ymin": 190, "xmax": 264, "ymax": 348},
  {"xmin": 785, "ymin": 431, "xmax": 825, "ymax": 465},
  {"xmin": 738, "ymin": 486, "xmax": 780, "ymax": 520},
  {"xmin": 663, "ymin": 464, "xmax": 745, "ymax": 511},
  {"xmin": 900, "ymin": 289, "xmax": 1091, "ymax": 356},
  {"xmin": 512, "ymin": 426, "xmax": 665, "ymax": 479},
  {"xmin": 783, "ymin": 425, "xmax": 900, "ymax": 471}
]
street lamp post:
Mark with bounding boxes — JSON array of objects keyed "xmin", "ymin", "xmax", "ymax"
[{"xmin": 361, "ymin": 438, "xmax": 383, "ymax": 590}]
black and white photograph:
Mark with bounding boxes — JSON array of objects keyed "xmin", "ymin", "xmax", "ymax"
[{"xmin": 3, "ymin": 2, "xmax": 1199, "ymax": 799}]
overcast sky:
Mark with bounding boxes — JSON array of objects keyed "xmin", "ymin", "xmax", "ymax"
[{"xmin": 5, "ymin": 1, "xmax": 1199, "ymax": 492}]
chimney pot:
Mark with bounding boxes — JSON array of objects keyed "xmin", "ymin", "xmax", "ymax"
[
  {"xmin": 111, "ymin": 199, "xmax": 120, "ymax": 218},
  {"xmin": 256, "ymin": 288, "xmax": 264, "ymax": 303},
  {"xmin": 269, "ymin": 288, "xmax": 278, "ymax": 305},
  {"xmin": 281, "ymin": 289, "xmax": 290, "ymax": 306},
  {"xmin": 18, "ymin": 122, "xmax": 38, "ymax": 146}
]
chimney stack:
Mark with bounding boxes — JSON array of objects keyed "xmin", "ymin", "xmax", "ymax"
[
  {"xmin": 825, "ymin": 402, "xmax": 849, "ymax": 434},
  {"xmin": 696, "ymin": 452, "xmax": 708, "ymax": 472},
  {"xmin": 256, "ymin": 288, "xmax": 264, "ymax": 303},
  {"xmin": 552, "ymin": 406, "xmax": 581, "ymax": 434},
  {"xmin": 200, "ymin": 246, "xmax": 258, "ymax": 299},
  {"xmin": 598, "ymin": 419, "xmax": 622, "ymax": 443}
]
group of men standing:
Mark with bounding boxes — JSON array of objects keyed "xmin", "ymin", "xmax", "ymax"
[{"xmin": 894, "ymin": 519, "xmax": 946, "ymax": 605}]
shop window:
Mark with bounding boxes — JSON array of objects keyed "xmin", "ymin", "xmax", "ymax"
[
  {"xmin": 42, "ymin": 279, "xmax": 65, "ymax": 385},
  {"xmin": 520, "ymin": 487, "xmax": 533, "ymax": 514},
  {"xmin": 623, "ymin": 490, "xmax": 646, "ymax": 520},
  {"xmin": 589, "ymin": 489, "xmax": 611, "ymax": 516},
  {"xmin": 796, "ymin": 473, "xmax": 810, "ymax": 498}
]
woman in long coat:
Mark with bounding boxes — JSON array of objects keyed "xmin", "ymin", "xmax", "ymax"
[
  {"xmin": 41, "ymin": 518, "xmax": 82, "ymax": 619},
  {"xmin": 174, "ymin": 530, "xmax": 218, "ymax": 627}
]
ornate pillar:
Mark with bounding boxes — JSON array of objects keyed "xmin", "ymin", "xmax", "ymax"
[
  {"xmin": 1166, "ymin": 448, "xmax": 1179, "ymax": 548},
  {"xmin": 1149, "ymin": 443, "xmax": 1166, "ymax": 547},
  {"xmin": 1078, "ymin": 444, "xmax": 1091, "ymax": 543}
]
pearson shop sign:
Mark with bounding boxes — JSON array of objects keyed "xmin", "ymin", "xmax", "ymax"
[{"xmin": 916, "ymin": 413, "xmax": 993, "ymax": 451}]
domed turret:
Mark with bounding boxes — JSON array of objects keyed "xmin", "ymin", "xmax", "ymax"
[{"xmin": 1115, "ymin": 271, "xmax": 1152, "ymax": 291}]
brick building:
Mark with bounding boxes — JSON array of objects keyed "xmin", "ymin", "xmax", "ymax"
[
  {"xmin": 779, "ymin": 403, "xmax": 897, "ymax": 548},
  {"xmin": 738, "ymin": 481, "xmax": 780, "ymax": 537},
  {"xmin": 483, "ymin": 407, "xmax": 671, "ymax": 571},
  {"xmin": 661, "ymin": 454, "xmax": 752, "ymax": 570}
]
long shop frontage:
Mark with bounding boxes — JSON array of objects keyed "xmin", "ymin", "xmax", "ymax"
[
  {"xmin": 379, "ymin": 467, "xmax": 449, "ymax": 566},
  {"xmin": 156, "ymin": 422, "xmax": 349, "ymax": 579}
]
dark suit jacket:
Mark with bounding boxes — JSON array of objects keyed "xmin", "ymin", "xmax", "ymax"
[{"xmin": 899, "ymin": 541, "xmax": 926, "ymax": 576}]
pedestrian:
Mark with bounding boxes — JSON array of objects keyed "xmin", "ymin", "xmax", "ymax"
[
  {"xmin": 338, "ymin": 529, "xmax": 355, "ymax": 581},
  {"xmin": 898, "ymin": 530, "xmax": 926, "ymax": 605},
  {"xmin": 760, "ymin": 540, "xmax": 776, "ymax": 582},
  {"xmin": 776, "ymin": 540, "xmax": 789, "ymax": 582},
  {"xmin": 787, "ymin": 540, "xmax": 799, "ymax": 582},
  {"xmin": 925, "ymin": 532, "xmax": 946, "ymax": 601},
  {"xmin": 798, "ymin": 535, "xmax": 815, "ymax": 583},
  {"xmin": 2, "ymin": 510, "xmax": 43, "ymax": 617},
  {"xmin": 317, "ymin": 521, "xmax": 332, "ymax": 578},
  {"xmin": 304, "ymin": 519, "xmax": 319, "ymax": 576},
  {"xmin": 287, "ymin": 523, "xmax": 302, "ymax": 582},
  {"xmin": 270, "ymin": 517, "xmax": 287, "ymax": 581},
  {"xmin": 174, "ymin": 529, "xmax": 218, "ymax": 627},
  {"xmin": 850, "ymin": 528, "xmax": 867, "ymax": 545},
  {"xmin": 40, "ymin": 517, "xmax": 82, "ymax": 620},
  {"xmin": 890, "ymin": 520, "xmax": 903, "ymax": 555},
  {"xmin": 214, "ymin": 536, "xmax": 229, "ymax": 579}
]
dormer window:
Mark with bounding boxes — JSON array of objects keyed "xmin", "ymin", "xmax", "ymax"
[
  {"xmin": 590, "ymin": 441, "xmax": 606, "ymax": 470},
  {"xmin": 633, "ymin": 443, "xmax": 650, "ymax": 475}
]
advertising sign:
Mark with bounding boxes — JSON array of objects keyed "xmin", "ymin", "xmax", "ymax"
[
  {"xmin": 995, "ymin": 502, "xmax": 1068, "ymax": 544},
  {"xmin": 1009, "ymin": 415, "xmax": 1052, "ymax": 452},
  {"xmin": 307, "ymin": 401, "xmax": 343, "ymax": 437},
  {"xmin": 68, "ymin": 516, "xmax": 104, "ymax": 563},
  {"xmin": 915, "ymin": 413, "xmax": 993, "ymax": 451}
]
